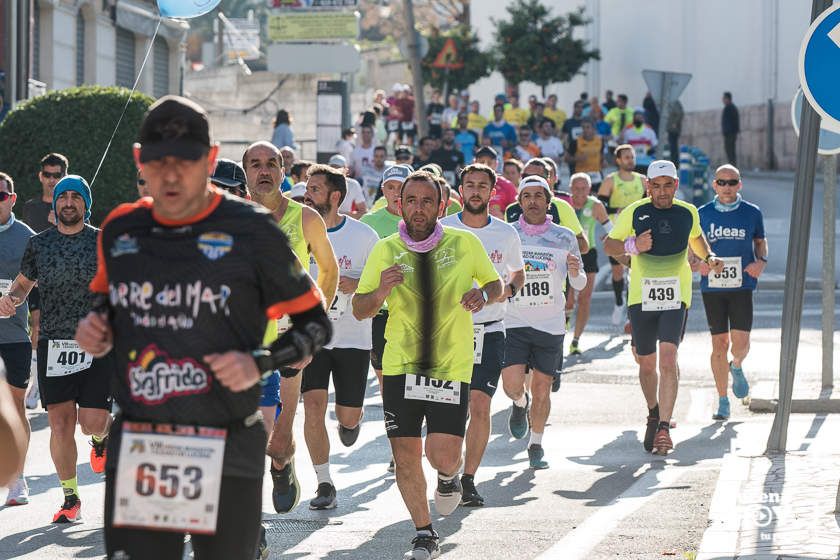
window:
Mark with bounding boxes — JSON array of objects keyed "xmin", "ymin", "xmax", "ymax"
[
  {"xmin": 115, "ymin": 27, "xmax": 135, "ymax": 88},
  {"xmin": 153, "ymin": 37, "xmax": 170, "ymax": 98},
  {"xmin": 75, "ymin": 11, "xmax": 85, "ymax": 86}
]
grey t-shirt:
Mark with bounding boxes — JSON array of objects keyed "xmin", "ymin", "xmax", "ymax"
[
  {"xmin": 0, "ymin": 218, "xmax": 36, "ymax": 343},
  {"xmin": 23, "ymin": 198, "xmax": 53, "ymax": 233},
  {"xmin": 19, "ymin": 224, "xmax": 99, "ymax": 341}
]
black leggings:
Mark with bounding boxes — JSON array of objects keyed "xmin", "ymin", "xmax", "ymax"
[{"xmin": 104, "ymin": 470, "xmax": 262, "ymax": 560}]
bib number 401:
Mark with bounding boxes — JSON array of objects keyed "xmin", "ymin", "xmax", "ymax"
[{"xmin": 135, "ymin": 463, "xmax": 203, "ymax": 500}]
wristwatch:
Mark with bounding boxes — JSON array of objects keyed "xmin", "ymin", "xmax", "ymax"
[
  {"xmin": 703, "ymin": 253, "xmax": 716, "ymax": 264},
  {"xmin": 480, "ymin": 289, "xmax": 489, "ymax": 303},
  {"xmin": 758, "ymin": 256, "xmax": 768, "ymax": 263},
  {"xmin": 507, "ymin": 283, "xmax": 518, "ymax": 298}
]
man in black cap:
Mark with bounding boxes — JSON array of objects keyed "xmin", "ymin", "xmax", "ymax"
[
  {"xmin": 211, "ymin": 158, "xmax": 249, "ymax": 199},
  {"xmin": 75, "ymin": 95, "xmax": 331, "ymax": 560}
]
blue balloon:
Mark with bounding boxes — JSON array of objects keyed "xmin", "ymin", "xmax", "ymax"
[{"xmin": 157, "ymin": 0, "xmax": 221, "ymax": 19}]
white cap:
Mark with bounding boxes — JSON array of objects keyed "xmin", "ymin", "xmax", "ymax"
[
  {"xmin": 328, "ymin": 154, "xmax": 347, "ymax": 167},
  {"xmin": 289, "ymin": 182, "xmax": 307, "ymax": 200},
  {"xmin": 392, "ymin": 82, "xmax": 404, "ymax": 92},
  {"xmin": 518, "ymin": 175, "xmax": 552, "ymax": 195},
  {"xmin": 647, "ymin": 160, "xmax": 678, "ymax": 180}
]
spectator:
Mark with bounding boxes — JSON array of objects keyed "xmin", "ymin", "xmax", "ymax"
[
  {"xmin": 527, "ymin": 102, "xmax": 546, "ymax": 132},
  {"xmin": 504, "ymin": 93, "xmax": 530, "ymax": 127},
  {"xmin": 413, "ymin": 136, "xmax": 436, "ymax": 169},
  {"xmin": 453, "ymin": 113, "xmax": 479, "ymax": 164},
  {"xmin": 350, "ymin": 124, "xmax": 376, "ymax": 179},
  {"xmin": 579, "ymin": 91, "xmax": 590, "ymax": 111},
  {"xmin": 603, "ymin": 89, "xmax": 617, "ymax": 111},
  {"xmin": 722, "ymin": 91, "xmax": 740, "ymax": 165},
  {"xmin": 328, "ymin": 154, "xmax": 369, "ymax": 218},
  {"xmin": 604, "ymin": 94, "xmax": 634, "ymax": 138},
  {"xmin": 503, "ymin": 158, "xmax": 524, "ymax": 187},
  {"xmin": 666, "ymin": 100, "xmax": 684, "ymax": 165},
  {"xmin": 483, "ymin": 104, "xmax": 517, "ymax": 151},
  {"xmin": 466, "ymin": 100, "xmax": 488, "ymax": 136},
  {"xmin": 396, "ymin": 85, "xmax": 417, "ymax": 146},
  {"xmin": 512, "ymin": 125, "xmax": 541, "ymax": 162},
  {"xmin": 587, "ymin": 101, "xmax": 612, "ymax": 139},
  {"xmin": 544, "ymin": 94, "xmax": 567, "ymax": 130},
  {"xmin": 430, "ymin": 128, "xmax": 465, "ymax": 187},
  {"xmin": 427, "ymin": 90, "xmax": 445, "ymax": 139},
  {"xmin": 373, "ymin": 104, "xmax": 388, "ymax": 145},
  {"xmin": 561, "ymin": 100, "xmax": 585, "ymax": 146},
  {"xmin": 24, "ymin": 153, "xmax": 68, "ymax": 232},
  {"xmin": 271, "ymin": 109, "xmax": 296, "ymax": 150},
  {"xmin": 442, "ymin": 93, "xmax": 460, "ymax": 130},
  {"xmin": 336, "ymin": 127, "xmax": 356, "ymax": 162},
  {"xmin": 643, "ymin": 92, "xmax": 660, "ymax": 136},
  {"xmin": 535, "ymin": 118, "xmax": 564, "ymax": 165}
]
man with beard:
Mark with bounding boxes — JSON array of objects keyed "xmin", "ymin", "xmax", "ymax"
[
  {"xmin": 353, "ymin": 171, "xmax": 501, "ymax": 559},
  {"xmin": 0, "ymin": 175, "xmax": 113, "ymax": 523},
  {"xmin": 502, "ymin": 176, "xmax": 585, "ymax": 469},
  {"xmin": 242, "ymin": 141, "xmax": 338, "ymax": 513},
  {"xmin": 298, "ymin": 164, "xmax": 379, "ymax": 510},
  {"xmin": 440, "ymin": 164, "xmax": 525, "ymax": 507}
]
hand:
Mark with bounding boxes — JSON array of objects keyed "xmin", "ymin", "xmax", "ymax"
[
  {"xmin": 377, "ymin": 265, "xmax": 404, "ymax": 298},
  {"xmin": 744, "ymin": 260, "xmax": 766, "ymax": 279},
  {"xmin": 635, "ymin": 230, "xmax": 653, "ymax": 253},
  {"xmin": 0, "ymin": 295, "xmax": 19, "ymax": 318},
  {"xmin": 288, "ymin": 355, "xmax": 313, "ymax": 371},
  {"xmin": 204, "ymin": 351, "xmax": 261, "ymax": 392},
  {"xmin": 695, "ymin": 261, "xmax": 711, "ymax": 275},
  {"xmin": 338, "ymin": 276, "xmax": 359, "ymax": 295},
  {"xmin": 75, "ymin": 311, "xmax": 113, "ymax": 357},
  {"xmin": 708, "ymin": 256, "xmax": 725, "ymax": 275},
  {"xmin": 567, "ymin": 253, "xmax": 581, "ymax": 277},
  {"xmin": 47, "ymin": 212, "xmax": 56, "ymax": 226},
  {"xmin": 460, "ymin": 288, "xmax": 486, "ymax": 313}
]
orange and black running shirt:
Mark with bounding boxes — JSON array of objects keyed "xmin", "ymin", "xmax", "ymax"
[{"xmin": 90, "ymin": 190, "xmax": 321, "ymax": 478}]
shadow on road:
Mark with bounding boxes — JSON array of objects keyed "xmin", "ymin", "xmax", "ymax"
[
  {"xmin": 0, "ymin": 524, "xmax": 104, "ymax": 558},
  {"xmin": 564, "ymin": 334, "xmax": 631, "ymax": 367}
]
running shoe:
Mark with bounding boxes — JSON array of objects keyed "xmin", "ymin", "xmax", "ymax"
[
  {"xmin": 569, "ymin": 341, "xmax": 581, "ymax": 355},
  {"xmin": 459, "ymin": 476, "xmax": 484, "ymax": 507},
  {"xmin": 309, "ymin": 482, "xmax": 337, "ymax": 510},
  {"xmin": 434, "ymin": 475, "xmax": 462, "ymax": 516},
  {"xmin": 653, "ymin": 428, "xmax": 673, "ymax": 455},
  {"xmin": 551, "ymin": 372, "xmax": 562, "ymax": 393},
  {"xmin": 89, "ymin": 436, "xmax": 108, "ymax": 474},
  {"xmin": 508, "ymin": 393, "xmax": 530, "ymax": 439},
  {"xmin": 387, "ymin": 458, "xmax": 396, "ymax": 474},
  {"xmin": 611, "ymin": 304, "xmax": 624, "ymax": 326},
  {"xmin": 24, "ymin": 378, "xmax": 39, "ymax": 410},
  {"xmin": 403, "ymin": 531, "xmax": 440, "ymax": 560},
  {"xmin": 338, "ymin": 423, "xmax": 361, "ymax": 447},
  {"xmin": 643, "ymin": 414, "xmax": 659, "ymax": 453},
  {"xmin": 52, "ymin": 495, "xmax": 81, "ymax": 523},
  {"xmin": 5, "ymin": 477, "xmax": 29, "ymax": 506},
  {"xmin": 730, "ymin": 362, "xmax": 750, "ymax": 399},
  {"xmin": 528, "ymin": 444, "xmax": 549, "ymax": 469},
  {"xmin": 713, "ymin": 396, "xmax": 730, "ymax": 421},
  {"xmin": 256, "ymin": 524, "xmax": 269, "ymax": 560},
  {"xmin": 270, "ymin": 461, "xmax": 300, "ymax": 513}
]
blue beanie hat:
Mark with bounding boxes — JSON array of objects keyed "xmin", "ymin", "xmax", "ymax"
[{"xmin": 53, "ymin": 175, "xmax": 92, "ymax": 222}]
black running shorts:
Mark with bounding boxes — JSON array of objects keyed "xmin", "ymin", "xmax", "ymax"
[
  {"xmin": 382, "ymin": 374, "xmax": 469, "ymax": 438},
  {"xmin": 302, "ymin": 347, "xmax": 370, "ymax": 407},
  {"xmin": 503, "ymin": 327, "xmax": 564, "ymax": 376},
  {"xmin": 701, "ymin": 290, "xmax": 754, "ymax": 335},
  {"xmin": 470, "ymin": 330, "xmax": 505, "ymax": 397},
  {"xmin": 582, "ymin": 248, "xmax": 599, "ymax": 274},
  {"xmin": 628, "ymin": 303, "xmax": 688, "ymax": 356},
  {"xmin": 0, "ymin": 341, "xmax": 32, "ymax": 389},
  {"xmin": 37, "ymin": 338, "xmax": 112, "ymax": 409}
]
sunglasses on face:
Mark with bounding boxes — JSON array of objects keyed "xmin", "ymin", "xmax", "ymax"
[
  {"xmin": 137, "ymin": 178, "xmax": 146, "ymax": 186},
  {"xmin": 0, "ymin": 192, "xmax": 12, "ymax": 202},
  {"xmin": 715, "ymin": 179, "xmax": 740, "ymax": 186},
  {"xmin": 41, "ymin": 171, "xmax": 65, "ymax": 179}
]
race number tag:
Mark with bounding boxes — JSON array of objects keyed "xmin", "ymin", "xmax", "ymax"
[
  {"xmin": 46, "ymin": 340, "xmax": 93, "ymax": 377},
  {"xmin": 328, "ymin": 293, "xmax": 350, "ymax": 322},
  {"xmin": 114, "ymin": 422, "xmax": 226, "ymax": 535},
  {"xmin": 473, "ymin": 324, "xmax": 485, "ymax": 365},
  {"xmin": 404, "ymin": 374, "xmax": 460, "ymax": 404},
  {"xmin": 641, "ymin": 277, "xmax": 681, "ymax": 311},
  {"xmin": 513, "ymin": 271, "xmax": 555, "ymax": 308},
  {"xmin": 708, "ymin": 257, "xmax": 743, "ymax": 289},
  {"xmin": 276, "ymin": 316, "xmax": 292, "ymax": 335},
  {"xmin": 587, "ymin": 171, "xmax": 603, "ymax": 184},
  {"xmin": 0, "ymin": 279, "xmax": 10, "ymax": 295}
]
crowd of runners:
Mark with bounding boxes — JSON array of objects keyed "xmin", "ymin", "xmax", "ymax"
[{"xmin": 0, "ymin": 91, "xmax": 766, "ymax": 560}]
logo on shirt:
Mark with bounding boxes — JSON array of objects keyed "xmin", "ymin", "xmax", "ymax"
[
  {"xmin": 338, "ymin": 255, "xmax": 353, "ymax": 270},
  {"xmin": 658, "ymin": 220, "xmax": 672, "ymax": 234},
  {"xmin": 707, "ymin": 222, "xmax": 747, "ymax": 242},
  {"xmin": 393, "ymin": 252, "xmax": 415, "ymax": 273},
  {"xmin": 489, "ymin": 249, "xmax": 503, "ymax": 264},
  {"xmin": 638, "ymin": 215, "xmax": 650, "ymax": 221},
  {"xmin": 435, "ymin": 248, "xmax": 456, "ymax": 269},
  {"xmin": 111, "ymin": 234, "xmax": 139, "ymax": 257},
  {"xmin": 197, "ymin": 232, "xmax": 234, "ymax": 260},
  {"xmin": 127, "ymin": 344, "xmax": 211, "ymax": 405}
]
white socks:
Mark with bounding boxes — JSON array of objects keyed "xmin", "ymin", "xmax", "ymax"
[
  {"xmin": 314, "ymin": 462, "xmax": 332, "ymax": 486},
  {"xmin": 528, "ymin": 431, "xmax": 543, "ymax": 447}
]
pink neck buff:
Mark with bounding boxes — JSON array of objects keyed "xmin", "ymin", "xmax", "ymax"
[
  {"xmin": 518, "ymin": 214, "xmax": 552, "ymax": 236},
  {"xmin": 398, "ymin": 220, "xmax": 444, "ymax": 253}
]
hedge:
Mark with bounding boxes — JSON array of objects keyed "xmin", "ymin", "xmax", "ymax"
[{"xmin": 0, "ymin": 86, "xmax": 155, "ymax": 224}]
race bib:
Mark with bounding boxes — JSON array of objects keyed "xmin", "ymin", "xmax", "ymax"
[
  {"xmin": 708, "ymin": 257, "xmax": 743, "ymax": 289},
  {"xmin": 473, "ymin": 324, "xmax": 485, "ymax": 365},
  {"xmin": 113, "ymin": 422, "xmax": 226, "ymax": 535},
  {"xmin": 0, "ymin": 279, "xmax": 10, "ymax": 295},
  {"xmin": 328, "ymin": 292, "xmax": 350, "ymax": 322},
  {"xmin": 403, "ymin": 373, "xmax": 460, "ymax": 404},
  {"xmin": 514, "ymin": 271, "xmax": 555, "ymax": 308},
  {"xmin": 641, "ymin": 277, "xmax": 681, "ymax": 311},
  {"xmin": 587, "ymin": 171, "xmax": 603, "ymax": 184},
  {"xmin": 276, "ymin": 316, "xmax": 292, "ymax": 335},
  {"xmin": 46, "ymin": 340, "xmax": 93, "ymax": 377}
]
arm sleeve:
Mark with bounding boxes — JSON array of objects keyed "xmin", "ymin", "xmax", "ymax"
[
  {"xmin": 18, "ymin": 237, "xmax": 38, "ymax": 283},
  {"xmin": 356, "ymin": 240, "xmax": 387, "ymax": 296},
  {"xmin": 554, "ymin": 199, "xmax": 583, "ymax": 236},
  {"xmin": 608, "ymin": 206, "xmax": 634, "ymax": 241},
  {"xmin": 568, "ymin": 241, "xmax": 587, "ymax": 291},
  {"xmin": 470, "ymin": 234, "xmax": 501, "ymax": 287}
]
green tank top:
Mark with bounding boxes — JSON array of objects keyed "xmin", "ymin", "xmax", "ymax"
[
  {"xmin": 608, "ymin": 171, "xmax": 645, "ymax": 211},
  {"xmin": 278, "ymin": 198, "xmax": 309, "ymax": 265},
  {"xmin": 575, "ymin": 196, "xmax": 599, "ymax": 246}
]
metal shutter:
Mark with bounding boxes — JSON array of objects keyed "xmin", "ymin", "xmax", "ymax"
[
  {"xmin": 153, "ymin": 38, "xmax": 169, "ymax": 98},
  {"xmin": 115, "ymin": 27, "xmax": 135, "ymax": 88},
  {"xmin": 75, "ymin": 13, "xmax": 85, "ymax": 86},
  {"xmin": 32, "ymin": 1, "xmax": 40, "ymax": 81}
]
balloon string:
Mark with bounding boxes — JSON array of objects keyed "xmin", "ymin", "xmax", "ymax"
[{"xmin": 90, "ymin": 17, "xmax": 162, "ymax": 188}]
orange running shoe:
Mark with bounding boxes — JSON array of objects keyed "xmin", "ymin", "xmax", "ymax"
[
  {"xmin": 653, "ymin": 428, "xmax": 673, "ymax": 455},
  {"xmin": 53, "ymin": 495, "xmax": 81, "ymax": 523},
  {"xmin": 89, "ymin": 436, "xmax": 108, "ymax": 474}
]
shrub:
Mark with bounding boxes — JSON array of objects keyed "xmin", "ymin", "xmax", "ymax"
[{"xmin": 0, "ymin": 85, "xmax": 154, "ymax": 224}]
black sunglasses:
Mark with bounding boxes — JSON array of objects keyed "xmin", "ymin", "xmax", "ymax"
[
  {"xmin": 0, "ymin": 192, "xmax": 12, "ymax": 202},
  {"xmin": 41, "ymin": 171, "xmax": 65, "ymax": 179},
  {"xmin": 137, "ymin": 178, "xmax": 146, "ymax": 186},
  {"xmin": 715, "ymin": 179, "xmax": 740, "ymax": 186}
]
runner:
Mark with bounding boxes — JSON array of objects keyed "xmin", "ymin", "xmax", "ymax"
[
  {"xmin": 0, "ymin": 380, "xmax": 27, "ymax": 487},
  {"xmin": 353, "ymin": 171, "xmax": 501, "ymax": 559},
  {"xmin": 566, "ymin": 118, "xmax": 606, "ymax": 194},
  {"xmin": 501, "ymin": 175, "xmax": 585, "ymax": 469},
  {"xmin": 566, "ymin": 173, "xmax": 611, "ymax": 355},
  {"xmin": 440, "ymin": 163, "xmax": 525, "ymax": 507},
  {"xmin": 74, "ymin": 95, "xmax": 330, "ymax": 559},
  {"xmin": 474, "ymin": 147, "xmax": 517, "ymax": 220},
  {"xmin": 301, "ymin": 164, "xmax": 379, "ymax": 510},
  {"xmin": 0, "ymin": 174, "xmax": 113, "ymax": 523},
  {"xmin": 210, "ymin": 158, "xmax": 249, "ymax": 199},
  {"xmin": 597, "ymin": 144, "xmax": 647, "ymax": 326},
  {"xmin": 696, "ymin": 165, "xmax": 766, "ymax": 420},
  {"xmin": 0, "ymin": 171, "xmax": 36, "ymax": 506},
  {"xmin": 242, "ymin": 140, "xmax": 339, "ymax": 514},
  {"xmin": 604, "ymin": 160, "xmax": 723, "ymax": 455}
]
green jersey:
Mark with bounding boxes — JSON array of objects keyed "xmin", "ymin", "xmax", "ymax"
[{"xmin": 361, "ymin": 207, "xmax": 402, "ymax": 239}]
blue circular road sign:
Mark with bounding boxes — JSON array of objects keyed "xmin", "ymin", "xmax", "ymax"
[
  {"xmin": 799, "ymin": 3, "xmax": 840, "ymax": 127},
  {"xmin": 791, "ymin": 88, "xmax": 840, "ymax": 155}
]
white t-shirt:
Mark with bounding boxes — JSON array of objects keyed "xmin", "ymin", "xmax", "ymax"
[
  {"xmin": 440, "ymin": 214, "xmax": 525, "ymax": 333},
  {"xmin": 309, "ymin": 216, "xmax": 379, "ymax": 349},
  {"xmin": 504, "ymin": 221, "xmax": 586, "ymax": 335},
  {"xmin": 339, "ymin": 178, "xmax": 367, "ymax": 215},
  {"xmin": 536, "ymin": 135, "xmax": 564, "ymax": 160},
  {"xmin": 351, "ymin": 144, "xmax": 376, "ymax": 179}
]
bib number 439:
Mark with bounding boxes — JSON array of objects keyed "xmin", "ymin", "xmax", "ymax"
[{"xmin": 641, "ymin": 277, "xmax": 681, "ymax": 311}]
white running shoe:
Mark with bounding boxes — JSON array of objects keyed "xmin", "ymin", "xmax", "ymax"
[
  {"xmin": 433, "ymin": 474, "xmax": 462, "ymax": 516},
  {"xmin": 5, "ymin": 477, "xmax": 29, "ymax": 506},
  {"xmin": 611, "ymin": 304, "xmax": 624, "ymax": 326},
  {"xmin": 24, "ymin": 378, "xmax": 39, "ymax": 410}
]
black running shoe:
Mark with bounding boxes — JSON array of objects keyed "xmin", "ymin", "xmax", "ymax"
[
  {"xmin": 404, "ymin": 530, "xmax": 440, "ymax": 560},
  {"xmin": 309, "ymin": 482, "xmax": 337, "ymax": 510},
  {"xmin": 460, "ymin": 476, "xmax": 484, "ymax": 507},
  {"xmin": 643, "ymin": 414, "xmax": 659, "ymax": 453},
  {"xmin": 508, "ymin": 393, "xmax": 530, "ymax": 439},
  {"xmin": 271, "ymin": 461, "xmax": 300, "ymax": 513},
  {"xmin": 551, "ymin": 372, "xmax": 562, "ymax": 392},
  {"xmin": 338, "ymin": 423, "xmax": 361, "ymax": 447},
  {"xmin": 256, "ymin": 524, "xmax": 269, "ymax": 559}
]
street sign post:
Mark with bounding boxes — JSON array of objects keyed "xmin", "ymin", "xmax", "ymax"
[
  {"xmin": 799, "ymin": 3, "xmax": 840, "ymax": 126},
  {"xmin": 429, "ymin": 38, "xmax": 463, "ymax": 102},
  {"xmin": 642, "ymin": 70, "xmax": 692, "ymax": 160},
  {"xmin": 266, "ymin": 42, "xmax": 360, "ymax": 73},
  {"xmin": 791, "ymin": 88, "xmax": 840, "ymax": 155},
  {"xmin": 267, "ymin": 11, "xmax": 359, "ymax": 42}
]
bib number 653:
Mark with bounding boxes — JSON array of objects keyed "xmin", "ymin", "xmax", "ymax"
[{"xmin": 135, "ymin": 463, "xmax": 203, "ymax": 500}]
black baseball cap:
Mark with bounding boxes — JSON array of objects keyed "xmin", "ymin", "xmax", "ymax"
[
  {"xmin": 475, "ymin": 146, "xmax": 499, "ymax": 161},
  {"xmin": 211, "ymin": 158, "xmax": 246, "ymax": 188},
  {"xmin": 395, "ymin": 145, "xmax": 413, "ymax": 159},
  {"xmin": 137, "ymin": 95, "xmax": 211, "ymax": 163}
]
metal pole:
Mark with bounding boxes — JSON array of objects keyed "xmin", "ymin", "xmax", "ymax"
[
  {"xmin": 6, "ymin": 0, "xmax": 18, "ymax": 107},
  {"xmin": 766, "ymin": 0, "xmax": 831, "ymax": 454},
  {"xmin": 767, "ymin": 99, "xmax": 776, "ymax": 170},
  {"xmin": 822, "ymin": 154, "xmax": 837, "ymax": 389},
  {"xmin": 655, "ymin": 78, "xmax": 670, "ymax": 160},
  {"xmin": 402, "ymin": 0, "xmax": 427, "ymax": 139}
]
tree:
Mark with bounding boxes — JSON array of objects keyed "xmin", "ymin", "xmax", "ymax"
[
  {"xmin": 492, "ymin": 0, "xmax": 599, "ymax": 97},
  {"xmin": 421, "ymin": 28, "xmax": 492, "ymax": 93}
]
